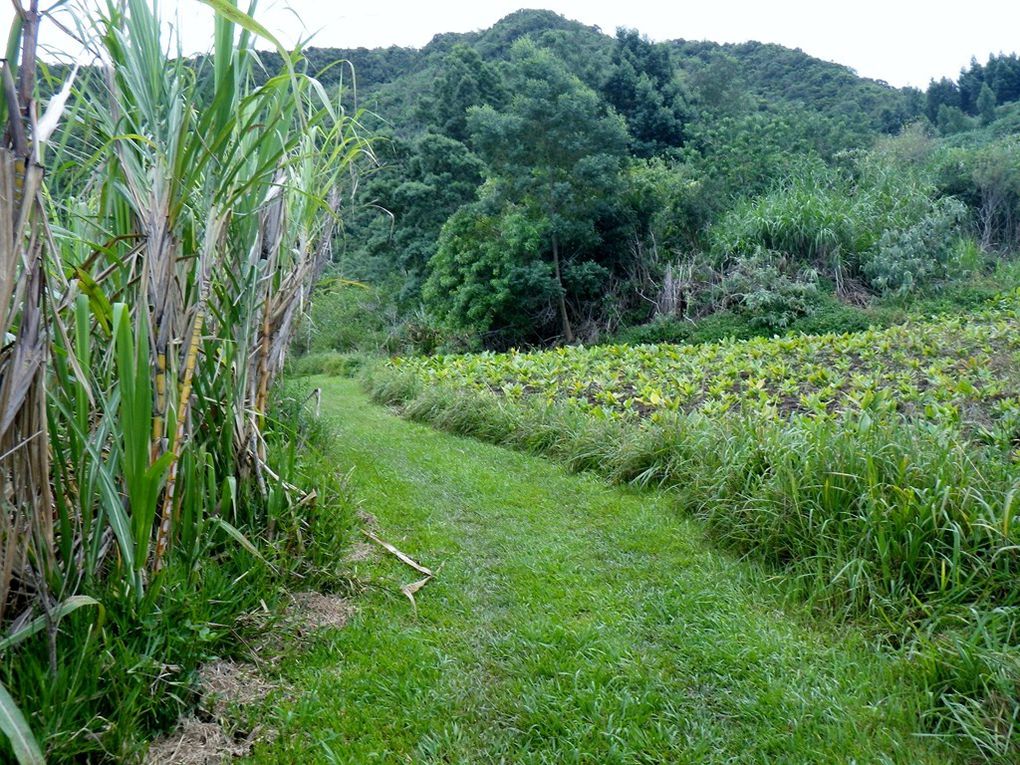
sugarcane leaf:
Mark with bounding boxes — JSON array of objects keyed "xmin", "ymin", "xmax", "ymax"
[
  {"xmin": 198, "ymin": 0, "xmax": 284, "ymax": 54},
  {"xmin": 209, "ymin": 517, "xmax": 277, "ymax": 574},
  {"xmin": 0, "ymin": 596, "xmax": 102, "ymax": 654},
  {"xmin": 0, "ymin": 679, "xmax": 44, "ymax": 765}
]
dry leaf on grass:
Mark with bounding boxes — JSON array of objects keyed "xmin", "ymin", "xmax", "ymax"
[
  {"xmin": 363, "ymin": 531, "xmax": 433, "ymax": 576},
  {"xmin": 400, "ymin": 575, "xmax": 433, "ymax": 615},
  {"xmin": 361, "ymin": 530, "xmax": 439, "ymax": 612}
]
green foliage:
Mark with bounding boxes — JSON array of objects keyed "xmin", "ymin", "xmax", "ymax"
[
  {"xmin": 713, "ymin": 250, "xmax": 820, "ymax": 330},
  {"xmin": 419, "ymin": 45, "xmax": 506, "ymax": 143},
  {"xmin": 468, "ymin": 40, "xmax": 629, "ymax": 207},
  {"xmin": 938, "ymin": 104, "xmax": 974, "ymax": 135},
  {"xmin": 610, "ymin": 311, "xmax": 764, "ymax": 347},
  {"xmin": 394, "ymin": 297, "xmax": 1020, "ymax": 425},
  {"xmin": 289, "ymin": 351, "xmax": 369, "ymax": 377},
  {"xmin": 864, "ymin": 197, "xmax": 968, "ymax": 292},
  {"xmin": 946, "ymin": 53, "xmax": 1020, "ymax": 117},
  {"xmin": 424, "ymin": 201, "xmax": 559, "ymax": 345},
  {"xmin": 674, "ymin": 39, "xmax": 921, "ymax": 134},
  {"xmin": 426, "ymin": 39, "xmax": 631, "ymax": 343},
  {"xmin": 602, "ymin": 29, "xmax": 690, "ymax": 156},
  {"xmin": 977, "ymin": 82, "xmax": 997, "ymax": 126},
  {"xmin": 329, "ymin": 10, "xmax": 943, "ymax": 349},
  {"xmin": 927, "ymin": 77, "xmax": 962, "ymax": 123},
  {"xmin": 711, "ymin": 163, "xmax": 861, "ymax": 265},
  {"xmin": 339, "ymin": 132, "xmax": 485, "ymax": 305},
  {"xmin": 710, "ymin": 153, "xmax": 979, "ymax": 297},
  {"xmin": 622, "ymin": 158, "xmax": 711, "ymax": 253},
  {"xmin": 296, "ymin": 281, "xmax": 396, "ymax": 353}
]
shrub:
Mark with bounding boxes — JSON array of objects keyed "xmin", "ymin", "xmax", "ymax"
[
  {"xmin": 295, "ymin": 281, "xmax": 397, "ymax": 354},
  {"xmin": 288, "ymin": 351, "xmax": 369, "ymax": 378},
  {"xmin": 863, "ymin": 197, "xmax": 969, "ymax": 292},
  {"xmin": 713, "ymin": 249, "xmax": 820, "ymax": 330}
]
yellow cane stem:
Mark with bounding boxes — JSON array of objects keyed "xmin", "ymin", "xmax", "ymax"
[
  {"xmin": 152, "ymin": 311, "xmax": 204, "ymax": 573},
  {"xmin": 255, "ymin": 296, "xmax": 271, "ymax": 427},
  {"xmin": 152, "ymin": 350, "xmax": 166, "ymax": 458}
]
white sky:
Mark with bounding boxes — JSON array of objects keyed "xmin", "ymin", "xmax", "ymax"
[{"xmin": 6, "ymin": 0, "xmax": 1020, "ymax": 89}]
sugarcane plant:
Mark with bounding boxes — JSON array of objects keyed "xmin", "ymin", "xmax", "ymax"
[{"xmin": 0, "ymin": 0, "xmax": 369, "ymax": 759}]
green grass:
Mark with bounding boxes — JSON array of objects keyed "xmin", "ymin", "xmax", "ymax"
[{"xmin": 245, "ymin": 377, "xmax": 952, "ymax": 764}]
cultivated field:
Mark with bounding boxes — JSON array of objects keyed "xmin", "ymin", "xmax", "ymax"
[{"xmin": 398, "ymin": 295, "xmax": 1020, "ymax": 435}]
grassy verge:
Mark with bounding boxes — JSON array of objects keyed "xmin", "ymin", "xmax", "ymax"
[
  {"xmin": 244, "ymin": 376, "xmax": 951, "ymax": 763},
  {"xmin": 364, "ymin": 361, "xmax": 1020, "ymax": 760},
  {"xmin": 1, "ymin": 384, "xmax": 355, "ymax": 762}
]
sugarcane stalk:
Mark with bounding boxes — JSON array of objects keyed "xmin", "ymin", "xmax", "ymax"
[{"xmin": 152, "ymin": 308, "xmax": 204, "ymax": 573}]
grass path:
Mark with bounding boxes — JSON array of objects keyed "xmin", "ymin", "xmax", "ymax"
[{"xmin": 248, "ymin": 377, "xmax": 950, "ymax": 764}]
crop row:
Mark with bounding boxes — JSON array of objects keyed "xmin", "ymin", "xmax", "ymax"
[{"xmin": 395, "ymin": 295, "xmax": 1020, "ymax": 444}]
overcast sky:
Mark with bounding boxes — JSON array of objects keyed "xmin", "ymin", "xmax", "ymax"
[{"xmin": 7, "ymin": 0, "xmax": 1020, "ymax": 89}]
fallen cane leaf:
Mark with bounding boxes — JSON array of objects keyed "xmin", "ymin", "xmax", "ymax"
[
  {"xmin": 400, "ymin": 575, "xmax": 433, "ymax": 616},
  {"xmin": 363, "ymin": 530, "xmax": 432, "ymax": 576}
]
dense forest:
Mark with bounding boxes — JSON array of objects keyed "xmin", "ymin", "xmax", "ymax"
[{"xmin": 287, "ymin": 10, "xmax": 1020, "ymax": 355}]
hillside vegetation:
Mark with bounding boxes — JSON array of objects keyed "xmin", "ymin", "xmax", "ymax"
[{"xmin": 290, "ymin": 9, "xmax": 1020, "ymax": 355}]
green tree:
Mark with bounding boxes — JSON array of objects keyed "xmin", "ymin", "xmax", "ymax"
[
  {"xmin": 339, "ymin": 132, "xmax": 484, "ymax": 305},
  {"xmin": 422, "ymin": 44, "xmax": 506, "ymax": 143},
  {"xmin": 466, "ymin": 40, "xmax": 629, "ymax": 342},
  {"xmin": 926, "ymin": 77, "xmax": 961, "ymax": 123},
  {"xmin": 936, "ymin": 103, "xmax": 972, "ymax": 134},
  {"xmin": 977, "ymin": 82, "xmax": 997, "ymax": 126},
  {"xmin": 602, "ymin": 29, "xmax": 689, "ymax": 156},
  {"xmin": 423, "ymin": 199, "xmax": 559, "ymax": 346}
]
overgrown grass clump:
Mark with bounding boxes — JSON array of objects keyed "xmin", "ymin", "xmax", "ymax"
[
  {"xmin": 3, "ymin": 387, "xmax": 355, "ymax": 761},
  {"xmin": 365, "ymin": 316, "xmax": 1020, "ymax": 758}
]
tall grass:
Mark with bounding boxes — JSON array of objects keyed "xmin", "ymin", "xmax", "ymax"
[
  {"xmin": 366, "ymin": 364, "xmax": 1020, "ymax": 759},
  {"xmin": 0, "ymin": 0, "xmax": 367, "ymax": 759}
]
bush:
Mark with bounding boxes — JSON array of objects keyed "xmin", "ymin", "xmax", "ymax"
[
  {"xmin": 863, "ymin": 197, "xmax": 968, "ymax": 293},
  {"xmin": 709, "ymin": 156, "xmax": 978, "ymax": 297},
  {"xmin": 288, "ymin": 351, "xmax": 370, "ymax": 378},
  {"xmin": 687, "ymin": 311, "xmax": 773, "ymax": 343},
  {"xmin": 611, "ymin": 316, "xmax": 694, "ymax": 345},
  {"xmin": 788, "ymin": 294, "xmax": 873, "ymax": 335},
  {"xmin": 712, "ymin": 249, "xmax": 819, "ymax": 330},
  {"xmin": 709, "ymin": 161, "xmax": 872, "ymax": 274},
  {"xmin": 293, "ymin": 280, "xmax": 398, "ymax": 355}
]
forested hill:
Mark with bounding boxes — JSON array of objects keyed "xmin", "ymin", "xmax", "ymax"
[
  {"xmin": 291, "ymin": 9, "xmax": 1020, "ymax": 353},
  {"xmin": 669, "ymin": 39, "xmax": 921, "ymax": 132},
  {"xmin": 288, "ymin": 10, "xmax": 920, "ymax": 134}
]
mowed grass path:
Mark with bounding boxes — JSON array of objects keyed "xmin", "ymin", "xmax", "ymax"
[{"xmin": 247, "ymin": 377, "xmax": 950, "ymax": 764}]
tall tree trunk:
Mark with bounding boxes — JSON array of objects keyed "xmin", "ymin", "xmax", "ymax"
[{"xmin": 551, "ymin": 230, "xmax": 574, "ymax": 343}]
